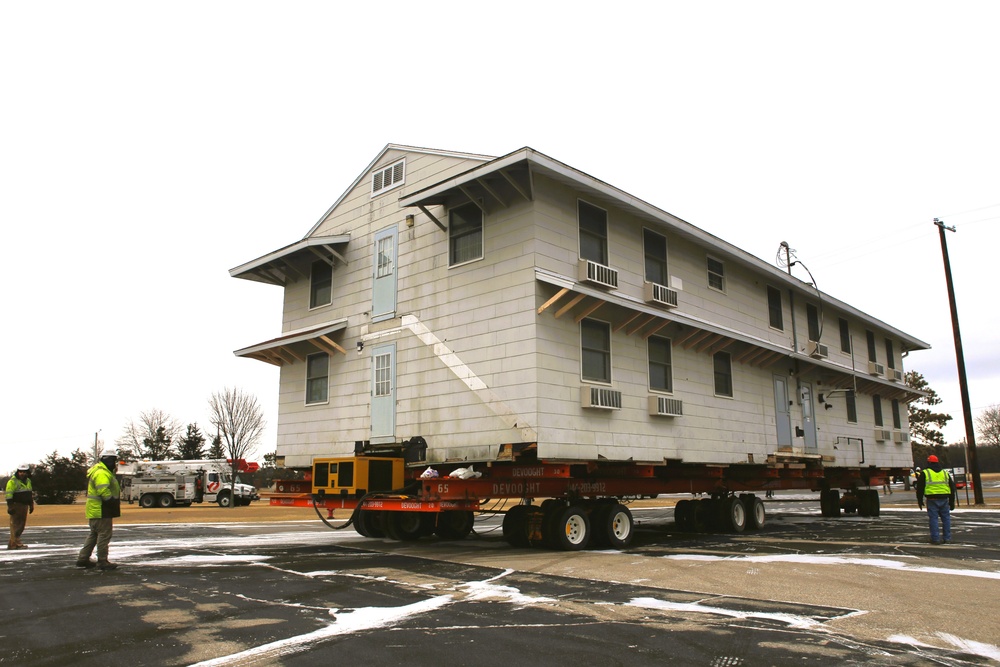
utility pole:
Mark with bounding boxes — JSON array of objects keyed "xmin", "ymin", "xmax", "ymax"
[{"xmin": 934, "ymin": 218, "xmax": 984, "ymax": 505}]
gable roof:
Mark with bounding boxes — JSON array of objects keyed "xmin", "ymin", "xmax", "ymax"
[{"xmin": 303, "ymin": 143, "xmax": 495, "ymax": 239}]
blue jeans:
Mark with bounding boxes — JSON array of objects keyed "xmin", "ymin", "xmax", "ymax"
[{"xmin": 926, "ymin": 497, "xmax": 951, "ymax": 543}]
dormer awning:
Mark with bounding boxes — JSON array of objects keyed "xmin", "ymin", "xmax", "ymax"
[
  {"xmin": 234, "ymin": 319, "xmax": 348, "ymax": 366},
  {"xmin": 229, "ymin": 235, "xmax": 350, "ymax": 286}
]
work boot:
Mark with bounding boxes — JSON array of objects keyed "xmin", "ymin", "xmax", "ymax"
[
  {"xmin": 97, "ymin": 561, "xmax": 118, "ymax": 571},
  {"xmin": 76, "ymin": 559, "xmax": 96, "ymax": 568}
]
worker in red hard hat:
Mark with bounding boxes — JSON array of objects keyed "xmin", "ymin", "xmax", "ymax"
[{"xmin": 915, "ymin": 454, "xmax": 957, "ymax": 545}]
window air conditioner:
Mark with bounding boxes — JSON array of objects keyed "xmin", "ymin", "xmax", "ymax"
[
  {"xmin": 582, "ymin": 386, "xmax": 622, "ymax": 410},
  {"xmin": 578, "ymin": 259, "xmax": 619, "ymax": 289},
  {"xmin": 643, "ymin": 282, "xmax": 679, "ymax": 308},
  {"xmin": 648, "ymin": 395, "xmax": 683, "ymax": 417}
]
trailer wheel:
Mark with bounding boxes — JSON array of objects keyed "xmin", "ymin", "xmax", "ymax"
[
  {"xmin": 596, "ymin": 503, "xmax": 633, "ymax": 549},
  {"xmin": 354, "ymin": 510, "xmax": 384, "ymax": 538},
  {"xmin": 820, "ymin": 490, "xmax": 841, "ymax": 517},
  {"xmin": 858, "ymin": 490, "xmax": 880, "ymax": 517},
  {"xmin": 867, "ymin": 490, "xmax": 880, "ymax": 517},
  {"xmin": 721, "ymin": 497, "xmax": 746, "ymax": 532},
  {"xmin": 743, "ymin": 495, "xmax": 765, "ymax": 530},
  {"xmin": 384, "ymin": 511, "xmax": 425, "ymax": 541},
  {"xmin": 693, "ymin": 498, "xmax": 714, "ymax": 532},
  {"xmin": 139, "ymin": 494, "xmax": 156, "ymax": 509},
  {"xmin": 435, "ymin": 510, "xmax": 474, "ymax": 540},
  {"xmin": 502, "ymin": 505, "xmax": 531, "ymax": 547},
  {"xmin": 674, "ymin": 499, "xmax": 694, "ymax": 532},
  {"xmin": 158, "ymin": 494, "xmax": 175, "ymax": 508},
  {"xmin": 540, "ymin": 499, "xmax": 567, "ymax": 548},
  {"xmin": 551, "ymin": 505, "xmax": 591, "ymax": 551}
]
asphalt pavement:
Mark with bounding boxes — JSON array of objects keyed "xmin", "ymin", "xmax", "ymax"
[{"xmin": 2, "ymin": 487, "xmax": 999, "ymax": 666}]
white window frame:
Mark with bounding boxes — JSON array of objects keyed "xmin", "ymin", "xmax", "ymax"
[
  {"xmin": 371, "ymin": 159, "xmax": 405, "ymax": 197},
  {"xmin": 580, "ymin": 318, "xmax": 612, "ymax": 385},
  {"xmin": 448, "ymin": 201, "xmax": 484, "ymax": 267},
  {"xmin": 647, "ymin": 334, "xmax": 673, "ymax": 394},
  {"xmin": 305, "ymin": 352, "xmax": 330, "ymax": 406},
  {"xmin": 707, "ymin": 255, "xmax": 726, "ymax": 292},
  {"xmin": 713, "ymin": 351, "xmax": 733, "ymax": 398}
]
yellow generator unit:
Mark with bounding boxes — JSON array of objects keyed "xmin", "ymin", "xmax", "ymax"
[{"xmin": 312, "ymin": 456, "xmax": 404, "ymax": 497}]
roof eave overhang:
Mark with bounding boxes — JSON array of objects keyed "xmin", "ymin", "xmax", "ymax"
[
  {"xmin": 229, "ymin": 235, "xmax": 351, "ymax": 286},
  {"xmin": 234, "ymin": 319, "xmax": 349, "ymax": 366}
]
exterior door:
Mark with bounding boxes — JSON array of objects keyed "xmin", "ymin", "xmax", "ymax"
[
  {"xmin": 799, "ymin": 381, "xmax": 818, "ymax": 453},
  {"xmin": 372, "ymin": 226, "xmax": 397, "ymax": 322},
  {"xmin": 773, "ymin": 375, "xmax": 792, "ymax": 447},
  {"xmin": 370, "ymin": 343, "xmax": 396, "ymax": 444}
]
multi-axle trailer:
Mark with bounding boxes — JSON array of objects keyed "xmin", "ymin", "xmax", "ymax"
[{"xmin": 271, "ymin": 444, "xmax": 904, "ymax": 551}]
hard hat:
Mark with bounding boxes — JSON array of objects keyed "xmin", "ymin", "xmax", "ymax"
[
  {"xmin": 16, "ymin": 463, "xmax": 30, "ymax": 472},
  {"xmin": 101, "ymin": 447, "xmax": 119, "ymax": 459},
  {"xmin": 927, "ymin": 455, "xmax": 939, "ymax": 463}
]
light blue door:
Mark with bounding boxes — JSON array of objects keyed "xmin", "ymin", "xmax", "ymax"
[
  {"xmin": 773, "ymin": 375, "xmax": 792, "ymax": 447},
  {"xmin": 372, "ymin": 226, "xmax": 397, "ymax": 322},
  {"xmin": 371, "ymin": 343, "xmax": 396, "ymax": 444},
  {"xmin": 799, "ymin": 381, "xmax": 818, "ymax": 453}
]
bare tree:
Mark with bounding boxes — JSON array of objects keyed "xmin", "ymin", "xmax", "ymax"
[
  {"xmin": 116, "ymin": 409, "xmax": 182, "ymax": 460},
  {"xmin": 975, "ymin": 404, "xmax": 1000, "ymax": 447},
  {"xmin": 208, "ymin": 387, "xmax": 266, "ymax": 506}
]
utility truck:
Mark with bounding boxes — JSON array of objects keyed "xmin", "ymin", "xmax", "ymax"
[{"xmin": 120, "ymin": 459, "xmax": 260, "ymax": 508}]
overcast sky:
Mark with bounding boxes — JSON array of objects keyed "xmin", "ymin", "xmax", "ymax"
[{"xmin": 2, "ymin": 2, "xmax": 997, "ymax": 474}]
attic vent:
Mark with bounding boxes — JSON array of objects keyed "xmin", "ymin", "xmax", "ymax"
[
  {"xmin": 372, "ymin": 159, "xmax": 405, "ymax": 196},
  {"xmin": 649, "ymin": 395, "xmax": 683, "ymax": 417},
  {"xmin": 582, "ymin": 386, "xmax": 622, "ymax": 410},
  {"xmin": 644, "ymin": 282, "xmax": 679, "ymax": 308},
  {"xmin": 578, "ymin": 258, "xmax": 619, "ymax": 289}
]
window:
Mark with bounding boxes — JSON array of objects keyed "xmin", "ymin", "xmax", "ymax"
[
  {"xmin": 885, "ymin": 339, "xmax": 895, "ymax": 370},
  {"xmin": 713, "ymin": 351, "xmax": 733, "ymax": 397},
  {"xmin": 846, "ymin": 390, "xmax": 857, "ymax": 423},
  {"xmin": 578, "ymin": 201, "xmax": 608, "ymax": 265},
  {"xmin": 807, "ymin": 304, "xmax": 820, "ymax": 342},
  {"xmin": 371, "ymin": 159, "xmax": 404, "ymax": 196},
  {"xmin": 581, "ymin": 319, "xmax": 611, "ymax": 383},
  {"xmin": 643, "ymin": 228, "xmax": 668, "ymax": 285},
  {"xmin": 306, "ymin": 352, "xmax": 329, "ymax": 405},
  {"xmin": 374, "ymin": 352, "xmax": 392, "ymax": 397},
  {"xmin": 648, "ymin": 335, "xmax": 673, "ymax": 393},
  {"xmin": 767, "ymin": 286, "xmax": 783, "ymax": 330},
  {"xmin": 707, "ymin": 256, "xmax": 725, "ymax": 291},
  {"xmin": 310, "ymin": 260, "xmax": 332, "ymax": 309},
  {"xmin": 449, "ymin": 202, "xmax": 483, "ymax": 266},
  {"xmin": 891, "ymin": 398, "xmax": 901, "ymax": 430},
  {"xmin": 839, "ymin": 318, "xmax": 851, "ymax": 354},
  {"xmin": 873, "ymin": 394, "xmax": 883, "ymax": 427},
  {"xmin": 376, "ymin": 236, "xmax": 394, "ymax": 278},
  {"xmin": 866, "ymin": 330, "xmax": 877, "ymax": 363}
]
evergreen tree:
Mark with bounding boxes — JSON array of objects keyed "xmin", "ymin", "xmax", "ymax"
[
  {"xmin": 141, "ymin": 425, "xmax": 176, "ymax": 460},
  {"xmin": 31, "ymin": 449, "xmax": 88, "ymax": 504},
  {"xmin": 904, "ymin": 371, "xmax": 952, "ymax": 447},
  {"xmin": 209, "ymin": 434, "xmax": 225, "ymax": 459},
  {"xmin": 177, "ymin": 423, "xmax": 207, "ymax": 459}
]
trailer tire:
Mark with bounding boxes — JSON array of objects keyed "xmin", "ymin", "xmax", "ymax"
[
  {"xmin": 157, "ymin": 494, "xmax": 175, "ymax": 508},
  {"xmin": 858, "ymin": 490, "xmax": 880, "ymax": 517},
  {"xmin": 139, "ymin": 494, "xmax": 156, "ymax": 509},
  {"xmin": 354, "ymin": 509, "xmax": 384, "ymax": 538},
  {"xmin": 595, "ymin": 503, "xmax": 633, "ymax": 549},
  {"xmin": 820, "ymin": 490, "xmax": 841, "ymax": 517},
  {"xmin": 384, "ymin": 511, "xmax": 425, "ymax": 541},
  {"xmin": 868, "ymin": 490, "xmax": 880, "ymax": 517},
  {"xmin": 550, "ymin": 505, "xmax": 591, "ymax": 551},
  {"xmin": 693, "ymin": 498, "xmax": 714, "ymax": 532},
  {"xmin": 502, "ymin": 505, "xmax": 531, "ymax": 547},
  {"xmin": 743, "ymin": 495, "xmax": 765, "ymax": 530},
  {"xmin": 674, "ymin": 499, "xmax": 694, "ymax": 532},
  {"xmin": 435, "ymin": 510, "xmax": 474, "ymax": 540},
  {"xmin": 721, "ymin": 497, "xmax": 746, "ymax": 532},
  {"xmin": 540, "ymin": 499, "xmax": 567, "ymax": 548}
]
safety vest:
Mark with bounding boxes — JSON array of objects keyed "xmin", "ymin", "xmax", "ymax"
[
  {"xmin": 5, "ymin": 476, "xmax": 32, "ymax": 504},
  {"xmin": 85, "ymin": 462, "xmax": 121, "ymax": 519},
  {"xmin": 923, "ymin": 468, "xmax": 951, "ymax": 496}
]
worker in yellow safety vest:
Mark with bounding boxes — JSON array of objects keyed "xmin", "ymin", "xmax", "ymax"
[
  {"xmin": 914, "ymin": 454, "xmax": 956, "ymax": 545},
  {"xmin": 76, "ymin": 448, "xmax": 122, "ymax": 570},
  {"xmin": 6, "ymin": 463, "xmax": 34, "ymax": 549}
]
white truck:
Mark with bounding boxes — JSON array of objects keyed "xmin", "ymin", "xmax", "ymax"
[{"xmin": 119, "ymin": 459, "xmax": 260, "ymax": 508}]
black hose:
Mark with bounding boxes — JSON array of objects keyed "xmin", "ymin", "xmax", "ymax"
[{"xmin": 312, "ymin": 480, "xmax": 422, "ymax": 531}]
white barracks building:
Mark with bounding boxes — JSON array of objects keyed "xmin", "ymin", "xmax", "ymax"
[{"xmin": 230, "ymin": 145, "xmax": 928, "ymax": 473}]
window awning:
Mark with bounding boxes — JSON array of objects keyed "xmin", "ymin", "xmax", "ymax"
[
  {"xmin": 234, "ymin": 319, "xmax": 348, "ymax": 366},
  {"xmin": 229, "ymin": 235, "xmax": 350, "ymax": 286},
  {"xmin": 535, "ymin": 269, "xmax": 924, "ymax": 403}
]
